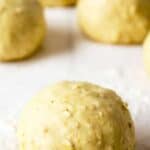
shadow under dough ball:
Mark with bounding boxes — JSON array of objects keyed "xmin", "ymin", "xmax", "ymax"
[
  {"xmin": 39, "ymin": 0, "xmax": 76, "ymax": 7},
  {"xmin": 143, "ymin": 33, "xmax": 150, "ymax": 75},
  {"xmin": 78, "ymin": 0, "xmax": 150, "ymax": 44},
  {"xmin": 18, "ymin": 81, "xmax": 135, "ymax": 150},
  {"xmin": 0, "ymin": 0, "xmax": 46, "ymax": 61}
]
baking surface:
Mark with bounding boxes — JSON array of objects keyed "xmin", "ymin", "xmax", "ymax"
[{"xmin": 0, "ymin": 8, "xmax": 150, "ymax": 149}]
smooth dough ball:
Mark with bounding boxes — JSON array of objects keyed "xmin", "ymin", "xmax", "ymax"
[
  {"xmin": 39, "ymin": 0, "xmax": 76, "ymax": 7},
  {"xmin": 143, "ymin": 32, "xmax": 150, "ymax": 74},
  {"xmin": 18, "ymin": 81, "xmax": 135, "ymax": 150},
  {"xmin": 0, "ymin": 0, "xmax": 46, "ymax": 61},
  {"xmin": 78, "ymin": 0, "xmax": 150, "ymax": 44}
]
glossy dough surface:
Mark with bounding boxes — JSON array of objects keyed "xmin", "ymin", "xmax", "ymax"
[
  {"xmin": 18, "ymin": 81, "xmax": 135, "ymax": 150},
  {"xmin": 0, "ymin": 0, "xmax": 46, "ymax": 61},
  {"xmin": 78, "ymin": 0, "xmax": 150, "ymax": 44}
]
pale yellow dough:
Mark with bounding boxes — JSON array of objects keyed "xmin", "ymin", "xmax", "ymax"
[
  {"xmin": 18, "ymin": 81, "xmax": 135, "ymax": 150},
  {"xmin": 0, "ymin": 0, "xmax": 46, "ymax": 61},
  {"xmin": 78, "ymin": 0, "xmax": 150, "ymax": 44},
  {"xmin": 143, "ymin": 33, "xmax": 150, "ymax": 75},
  {"xmin": 39, "ymin": 0, "xmax": 76, "ymax": 7}
]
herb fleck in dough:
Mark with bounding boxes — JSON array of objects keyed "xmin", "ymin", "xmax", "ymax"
[{"xmin": 18, "ymin": 81, "xmax": 135, "ymax": 150}]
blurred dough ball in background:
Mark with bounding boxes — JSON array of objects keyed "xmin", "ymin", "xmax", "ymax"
[
  {"xmin": 78, "ymin": 0, "xmax": 150, "ymax": 44},
  {"xmin": 143, "ymin": 33, "xmax": 150, "ymax": 75},
  {"xmin": 0, "ymin": 0, "xmax": 46, "ymax": 61},
  {"xmin": 39, "ymin": 0, "xmax": 76, "ymax": 7},
  {"xmin": 18, "ymin": 81, "xmax": 135, "ymax": 150}
]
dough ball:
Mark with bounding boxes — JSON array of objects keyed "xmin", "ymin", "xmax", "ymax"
[
  {"xmin": 18, "ymin": 81, "xmax": 135, "ymax": 150},
  {"xmin": 77, "ymin": 0, "xmax": 150, "ymax": 44},
  {"xmin": 0, "ymin": 0, "xmax": 46, "ymax": 61},
  {"xmin": 143, "ymin": 32, "xmax": 150, "ymax": 74},
  {"xmin": 39, "ymin": 0, "xmax": 76, "ymax": 7}
]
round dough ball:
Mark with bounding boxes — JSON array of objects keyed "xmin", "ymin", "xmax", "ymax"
[
  {"xmin": 39, "ymin": 0, "xmax": 76, "ymax": 7},
  {"xmin": 78, "ymin": 0, "xmax": 150, "ymax": 44},
  {"xmin": 18, "ymin": 81, "xmax": 135, "ymax": 150},
  {"xmin": 143, "ymin": 32, "xmax": 150, "ymax": 74},
  {"xmin": 0, "ymin": 0, "xmax": 46, "ymax": 61}
]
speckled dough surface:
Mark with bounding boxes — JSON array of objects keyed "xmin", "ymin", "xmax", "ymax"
[
  {"xmin": 0, "ymin": 0, "xmax": 46, "ymax": 61},
  {"xmin": 143, "ymin": 32, "xmax": 150, "ymax": 75},
  {"xmin": 78, "ymin": 0, "xmax": 150, "ymax": 44},
  {"xmin": 18, "ymin": 81, "xmax": 135, "ymax": 150},
  {"xmin": 39, "ymin": 0, "xmax": 76, "ymax": 7}
]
